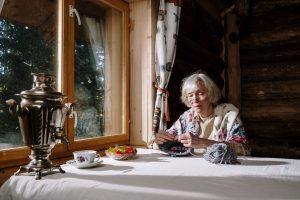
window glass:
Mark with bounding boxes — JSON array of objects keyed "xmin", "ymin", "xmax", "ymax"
[
  {"xmin": 0, "ymin": 0, "xmax": 57, "ymax": 149},
  {"xmin": 74, "ymin": 0, "xmax": 124, "ymax": 139}
]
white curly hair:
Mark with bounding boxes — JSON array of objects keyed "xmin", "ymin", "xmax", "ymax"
[{"xmin": 180, "ymin": 73, "xmax": 221, "ymax": 107}]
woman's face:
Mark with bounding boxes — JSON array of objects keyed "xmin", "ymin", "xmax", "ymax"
[{"xmin": 186, "ymin": 80, "xmax": 211, "ymax": 113}]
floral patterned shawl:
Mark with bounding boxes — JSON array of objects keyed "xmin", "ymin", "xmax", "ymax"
[{"xmin": 166, "ymin": 103, "xmax": 251, "ymax": 155}]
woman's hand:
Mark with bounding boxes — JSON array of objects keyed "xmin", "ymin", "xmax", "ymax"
[
  {"xmin": 176, "ymin": 133, "xmax": 196, "ymax": 147},
  {"xmin": 177, "ymin": 133, "xmax": 216, "ymax": 148},
  {"xmin": 154, "ymin": 131, "xmax": 175, "ymax": 145}
]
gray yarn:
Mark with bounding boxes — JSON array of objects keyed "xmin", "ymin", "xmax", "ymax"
[{"xmin": 203, "ymin": 143, "xmax": 240, "ymax": 164}]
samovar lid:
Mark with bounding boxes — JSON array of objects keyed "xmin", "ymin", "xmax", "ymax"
[{"xmin": 19, "ymin": 73, "xmax": 65, "ymax": 102}]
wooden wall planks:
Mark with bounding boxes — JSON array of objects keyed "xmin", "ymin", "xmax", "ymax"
[
  {"xmin": 167, "ymin": 0, "xmax": 226, "ymax": 125},
  {"xmin": 240, "ymin": 0, "xmax": 300, "ymax": 158},
  {"xmin": 168, "ymin": 0, "xmax": 300, "ymax": 158}
]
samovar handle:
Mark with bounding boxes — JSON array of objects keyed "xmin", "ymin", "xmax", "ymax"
[{"xmin": 6, "ymin": 99, "xmax": 23, "ymax": 116}]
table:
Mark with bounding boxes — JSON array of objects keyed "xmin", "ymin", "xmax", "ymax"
[{"xmin": 1, "ymin": 148, "xmax": 300, "ymax": 200}]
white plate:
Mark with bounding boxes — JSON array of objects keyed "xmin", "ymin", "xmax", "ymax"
[{"xmin": 66, "ymin": 159, "xmax": 103, "ymax": 169}]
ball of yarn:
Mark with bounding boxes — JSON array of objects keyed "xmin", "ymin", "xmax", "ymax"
[{"xmin": 203, "ymin": 143, "xmax": 240, "ymax": 164}]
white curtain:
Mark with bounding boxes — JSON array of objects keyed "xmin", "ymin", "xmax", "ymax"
[
  {"xmin": 79, "ymin": 16, "xmax": 105, "ymax": 136},
  {"xmin": 150, "ymin": 0, "xmax": 182, "ymax": 145},
  {"xmin": 83, "ymin": 17, "xmax": 105, "ymax": 80}
]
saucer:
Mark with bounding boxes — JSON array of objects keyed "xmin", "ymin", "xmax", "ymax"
[{"xmin": 66, "ymin": 159, "xmax": 103, "ymax": 169}]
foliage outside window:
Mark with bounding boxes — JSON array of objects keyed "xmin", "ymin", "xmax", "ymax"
[{"xmin": 0, "ymin": 0, "xmax": 57, "ymax": 149}]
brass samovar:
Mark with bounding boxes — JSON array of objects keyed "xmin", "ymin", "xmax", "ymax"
[{"xmin": 6, "ymin": 73, "xmax": 74, "ymax": 179}]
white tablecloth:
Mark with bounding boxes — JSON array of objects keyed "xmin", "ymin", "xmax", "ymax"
[{"xmin": 1, "ymin": 148, "xmax": 300, "ymax": 200}]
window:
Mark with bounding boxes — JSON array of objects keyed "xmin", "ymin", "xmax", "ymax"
[
  {"xmin": 0, "ymin": 0, "xmax": 58, "ymax": 149},
  {"xmin": 0, "ymin": 0, "xmax": 129, "ymax": 167},
  {"xmin": 73, "ymin": 0, "xmax": 126, "ymax": 139}
]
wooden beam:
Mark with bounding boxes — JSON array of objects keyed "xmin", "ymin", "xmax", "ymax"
[
  {"xmin": 249, "ymin": 5, "xmax": 300, "ymax": 30},
  {"xmin": 129, "ymin": 0, "xmax": 156, "ymax": 146},
  {"xmin": 194, "ymin": 0, "xmax": 223, "ymax": 23},
  {"xmin": 251, "ymin": 0, "xmax": 300, "ymax": 16},
  {"xmin": 241, "ymin": 43, "xmax": 300, "ymax": 64},
  {"xmin": 242, "ymin": 80, "xmax": 300, "ymax": 100},
  {"xmin": 176, "ymin": 34, "xmax": 225, "ymax": 74},
  {"xmin": 225, "ymin": 13, "xmax": 241, "ymax": 109},
  {"xmin": 244, "ymin": 121, "xmax": 300, "ymax": 139},
  {"xmin": 242, "ymin": 99, "xmax": 300, "ymax": 122},
  {"xmin": 249, "ymin": 138, "xmax": 300, "ymax": 158},
  {"xmin": 242, "ymin": 60, "xmax": 300, "ymax": 82},
  {"xmin": 240, "ymin": 26, "xmax": 300, "ymax": 50}
]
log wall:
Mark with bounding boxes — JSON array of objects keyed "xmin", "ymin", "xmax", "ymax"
[
  {"xmin": 240, "ymin": 0, "xmax": 300, "ymax": 158},
  {"xmin": 168, "ymin": 0, "xmax": 226, "ymax": 125},
  {"xmin": 168, "ymin": 0, "xmax": 300, "ymax": 158}
]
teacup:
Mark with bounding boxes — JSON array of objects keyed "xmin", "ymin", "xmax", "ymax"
[{"xmin": 73, "ymin": 150, "xmax": 100, "ymax": 166}]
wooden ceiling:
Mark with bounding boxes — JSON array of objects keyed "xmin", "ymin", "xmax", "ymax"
[
  {"xmin": 0, "ymin": 0, "xmax": 56, "ymax": 28},
  {"xmin": 0, "ymin": 0, "xmax": 106, "ymax": 26}
]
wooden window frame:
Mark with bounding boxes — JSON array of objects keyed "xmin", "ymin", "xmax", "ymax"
[{"xmin": 0, "ymin": 0, "xmax": 130, "ymax": 169}]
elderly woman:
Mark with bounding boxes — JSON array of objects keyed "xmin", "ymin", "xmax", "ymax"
[{"xmin": 154, "ymin": 72, "xmax": 250, "ymax": 155}]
